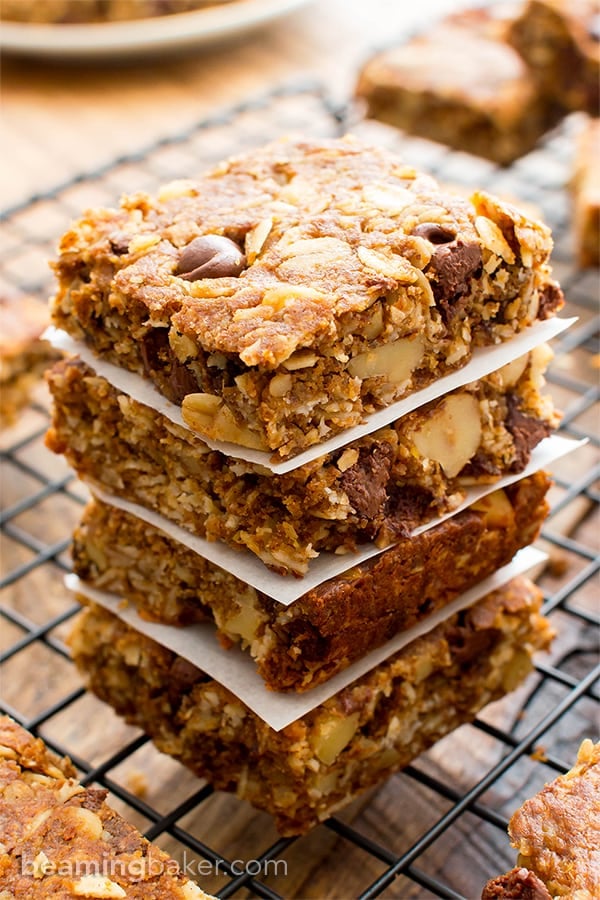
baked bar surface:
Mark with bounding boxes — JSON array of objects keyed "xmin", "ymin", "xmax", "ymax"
[
  {"xmin": 46, "ymin": 348, "xmax": 557, "ymax": 575},
  {"xmin": 71, "ymin": 472, "xmax": 551, "ymax": 692},
  {"xmin": 573, "ymin": 117, "xmax": 600, "ymax": 269},
  {"xmin": 508, "ymin": 739, "xmax": 600, "ymax": 898},
  {"xmin": 1, "ymin": 0, "xmax": 235, "ymax": 23},
  {"xmin": 354, "ymin": 8, "xmax": 563, "ymax": 165},
  {"xmin": 507, "ymin": 0, "xmax": 600, "ymax": 115},
  {"xmin": 0, "ymin": 292, "xmax": 60, "ymax": 426},
  {"xmin": 69, "ymin": 577, "xmax": 554, "ymax": 835},
  {"xmin": 50, "ymin": 136, "xmax": 563, "ymax": 458},
  {"xmin": 0, "ymin": 715, "xmax": 214, "ymax": 899}
]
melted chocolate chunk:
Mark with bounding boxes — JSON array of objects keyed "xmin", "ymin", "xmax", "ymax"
[
  {"xmin": 447, "ymin": 618, "xmax": 498, "ymax": 666},
  {"xmin": 176, "ymin": 234, "xmax": 246, "ymax": 281},
  {"xmin": 384, "ymin": 484, "xmax": 434, "ymax": 538},
  {"xmin": 506, "ymin": 397, "xmax": 552, "ymax": 472},
  {"xmin": 459, "ymin": 450, "xmax": 502, "ymax": 479},
  {"xmin": 412, "ymin": 222, "xmax": 457, "ymax": 244},
  {"xmin": 339, "ymin": 442, "xmax": 394, "ymax": 520},
  {"xmin": 537, "ymin": 281, "xmax": 564, "ymax": 319},
  {"xmin": 108, "ymin": 232, "xmax": 130, "ymax": 256},
  {"xmin": 140, "ymin": 327, "xmax": 199, "ymax": 403},
  {"xmin": 429, "ymin": 239, "xmax": 483, "ymax": 323}
]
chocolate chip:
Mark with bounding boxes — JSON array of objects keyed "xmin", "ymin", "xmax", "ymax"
[
  {"xmin": 412, "ymin": 222, "xmax": 457, "ymax": 244},
  {"xmin": 175, "ymin": 234, "xmax": 246, "ymax": 281}
]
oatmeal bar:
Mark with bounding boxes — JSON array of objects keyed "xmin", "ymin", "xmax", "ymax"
[
  {"xmin": 47, "ymin": 348, "xmax": 557, "ymax": 575},
  {"xmin": 573, "ymin": 118, "xmax": 600, "ymax": 269},
  {"xmin": 507, "ymin": 0, "xmax": 600, "ymax": 115},
  {"xmin": 354, "ymin": 9, "xmax": 563, "ymax": 165},
  {"xmin": 1, "ymin": 0, "xmax": 235, "ymax": 23},
  {"xmin": 0, "ymin": 292, "xmax": 61, "ymax": 426},
  {"xmin": 0, "ymin": 716, "xmax": 214, "ymax": 899},
  {"xmin": 482, "ymin": 739, "xmax": 600, "ymax": 898},
  {"xmin": 508, "ymin": 739, "xmax": 600, "ymax": 897},
  {"xmin": 71, "ymin": 472, "xmax": 551, "ymax": 692},
  {"xmin": 69, "ymin": 577, "xmax": 554, "ymax": 835},
  {"xmin": 50, "ymin": 137, "xmax": 563, "ymax": 458}
]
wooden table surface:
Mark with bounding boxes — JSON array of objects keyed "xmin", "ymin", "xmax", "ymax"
[
  {"xmin": 1, "ymin": 2, "xmax": 599, "ymax": 898},
  {"xmin": 1, "ymin": 0, "xmax": 463, "ymax": 209}
]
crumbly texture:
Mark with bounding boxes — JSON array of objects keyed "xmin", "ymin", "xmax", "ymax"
[
  {"xmin": 69, "ymin": 576, "xmax": 554, "ymax": 835},
  {"xmin": 71, "ymin": 472, "xmax": 551, "ymax": 692},
  {"xmin": 573, "ymin": 118, "xmax": 600, "ymax": 269},
  {"xmin": 50, "ymin": 136, "xmax": 563, "ymax": 458},
  {"xmin": 46, "ymin": 348, "xmax": 557, "ymax": 575},
  {"xmin": 508, "ymin": 739, "xmax": 600, "ymax": 898},
  {"xmin": 482, "ymin": 867, "xmax": 552, "ymax": 899},
  {"xmin": 506, "ymin": 0, "xmax": 600, "ymax": 116},
  {"xmin": 1, "ymin": 0, "xmax": 235, "ymax": 23},
  {"xmin": 355, "ymin": 8, "xmax": 564, "ymax": 165},
  {"xmin": 0, "ymin": 293, "xmax": 61, "ymax": 426},
  {"xmin": 0, "ymin": 716, "xmax": 214, "ymax": 899}
]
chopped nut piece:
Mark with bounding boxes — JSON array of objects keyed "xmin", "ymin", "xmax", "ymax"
[
  {"xmin": 411, "ymin": 392, "xmax": 482, "ymax": 478},
  {"xmin": 347, "ymin": 335, "xmax": 424, "ymax": 382},
  {"xmin": 72, "ymin": 875, "xmax": 127, "ymax": 898},
  {"xmin": 311, "ymin": 712, "xmax": 360, "ymax": 765},
  {"xmin": 471, "ymin": 489, "xmax": 514, "ymax": 528}
]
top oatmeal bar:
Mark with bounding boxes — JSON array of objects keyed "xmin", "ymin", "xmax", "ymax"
[{"xmin": 50, "ymin": 137, "xmax": 563, "ymax": 459}]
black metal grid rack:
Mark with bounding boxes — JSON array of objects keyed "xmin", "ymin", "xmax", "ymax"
[{"xmin": 1, "ymin": 85, "xmax": 598, "ymax": 899}]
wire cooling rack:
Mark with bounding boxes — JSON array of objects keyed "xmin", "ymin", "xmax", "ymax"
[{"xmin": 0, "ymin": 84, "xmax": 598, "ymax": 899}]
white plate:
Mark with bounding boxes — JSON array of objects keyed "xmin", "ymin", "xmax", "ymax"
[{"xmin": 0, "ymin": 0, "xmax": 313, "ymax": 59}]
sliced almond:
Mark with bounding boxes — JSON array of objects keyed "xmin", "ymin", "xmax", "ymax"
[
  {"xmin": 348, "ymin": 335, "xmax": 424, "ymax": 383},
  {"xmin": 411, "ymin": 393, "xmax": 482, "ymax": 479},
  {"xmin": 496, "ymin": 353, "xmax": 529, "ymax": 388}
]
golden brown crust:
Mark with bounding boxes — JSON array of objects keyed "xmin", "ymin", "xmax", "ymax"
[
  {"xmin": 71, "ymin": 472, "xmax": 551, "ymax": 691},
  {"xmin": 69, "ymin": 577, "xmax": 554, "ymax": 835},
  {"xmin": 0, "ymin": 716, "xmax": 214, "ymax": 899},
  {"xmin": 508, "ymin": 739, "xmax": 600, "ymax": 898}
]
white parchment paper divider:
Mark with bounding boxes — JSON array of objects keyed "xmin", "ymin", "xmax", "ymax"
[
  {"xmin": 87, "ymin": 435, "xmax": 585, "ymax": 605},
  {"xmin": 44, "ymin": 316, "xmax": 575, "ymax": 475},
  {"xmin": 66, "ymin": 545, "xmax": 548, "ymax": 732}
]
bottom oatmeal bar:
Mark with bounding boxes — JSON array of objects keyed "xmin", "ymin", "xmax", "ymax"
[
  {"xmin": 69, "ymin": 577, "xmax": 554, "ymax": 836},
  {"xmin": 0, "ymin": 716, "xmax": 214, "ymax": 899},
  {"xmin": 482, "ymin": 739, "xmax": 600, "ymax": 899},
  {"xmin": 71, "ymin": 472, "xmax": 551, "ymax": 692}
]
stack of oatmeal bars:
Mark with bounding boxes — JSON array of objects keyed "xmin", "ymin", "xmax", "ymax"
[{"xmin": 44, "ymin": 137, "xmax": 573, "ymax": 834}]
